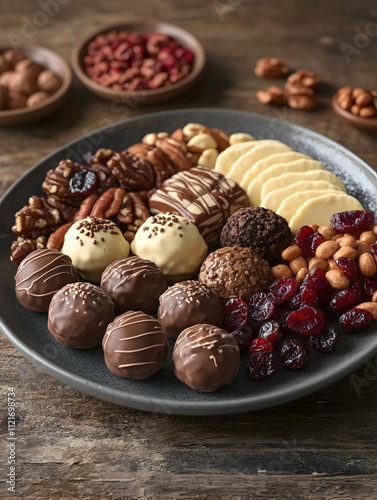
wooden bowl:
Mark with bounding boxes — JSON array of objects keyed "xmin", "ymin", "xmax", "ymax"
[
  {"xmin": 332, "ymin": 94, "xmax": 377, "ymax": 134},
  {"xmin": 0, "ymin": 46, "xmax": 72, "ymax": 126},
  {"xmin": 71, "ymin": 18, "xmax": 206, "ymax": 105}
]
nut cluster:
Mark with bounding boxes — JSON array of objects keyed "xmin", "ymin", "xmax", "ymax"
[
  {"xmin": 84, "ymin": 30, "xmax": 194, "ymax": 91},
  {"xmin": 0, "ymin": 49, "xmax": 61, "ymax": 110},
  {"xmin": 335, "ymin": 86, "xmax": 377, "ymax": 119},
  {"xmin": 255, "ymin": 58, "xmax": 320, "ymax": 111},
  {"xmin": 273, "ymin": 223, "xmax": 377, "ymax": 298},
  {"xmin": 10, "ymin": 123, "xmax": 229, "ymax": 265},
  {"xmin": 142, "ymin": 122, "xmax": 230, "ymax": 169}
]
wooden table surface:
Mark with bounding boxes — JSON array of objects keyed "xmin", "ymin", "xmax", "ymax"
[{"xmin": 1, "ymin": 0, "xmax": 377, "ymax": 498}]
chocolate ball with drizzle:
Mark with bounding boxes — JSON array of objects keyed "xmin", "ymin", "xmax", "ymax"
[
  {"xmin": 102, "ymin": 311, "xmax": 168, "ymax": 379},
  {"xmin": 101, "ymin": 256, "xmax": 168, "ymax": 314},
  {"xmin": 172, "ymin": 324, "xmax": 240, "ymax": 392},
  {"xmin": 15, "ymin": 248, "xmax": 79, "ymax": 312}
]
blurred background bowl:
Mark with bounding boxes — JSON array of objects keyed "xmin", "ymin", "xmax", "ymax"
[
  {"xmin": 332, "ymin": 94, "xmax": 377, "ymax": 134},
  {"xmin": 0, "ymin": 46, "xmax": 72, "ymax": 126},
  {"xmin": 71, "ymin": 18, "xmax": 206, "ymax": 105}
]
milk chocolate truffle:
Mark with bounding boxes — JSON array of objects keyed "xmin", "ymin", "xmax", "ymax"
[
  {"xmin": 48, "ymin": 282, "xmax": 114, "ymax": 348},
  {"xmin": 158, "ymin": 280, "xmax": 223, "ymax": 339},
  {"xmin": 172, "ymin": 324, "xmax": 240, "ymax": 392},
  {"xmin": 199, "ymin": 246, "xmax": 270, "ymax": 303},
  {"xmin": 131, "ymin": 213, "xmax": 208, "ymax": 284},
  {"xmin": 149, "ymin": 166, "xmax": 249, "ymax": 246},
  {"xmin": 220, "ymin": 207, "xmax": 292, "ymax": 262},
  {"xmin": 15, "ymin": 248, "xmax": 79, "ymax": 312},
  {"xmin": 102, "ymin": 311, "xmax": 168, "ymax": 379},
  {"xmin": 100, "ymin": 256, "xmax": 168, "ymax": 314},
  {"xmin": 61, "ymin": 216, "xmax": 130, "ymax": 282}
]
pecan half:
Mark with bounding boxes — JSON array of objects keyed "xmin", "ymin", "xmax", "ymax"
[
  {"xmin": 127, "ymin": 143, "xmax": 175, "ymax": 188},
  {"xmin": 256, "ymin": 86, "xmax": 287, "ymax": 105},
  {"xmin": 47, "ymin": 221, "xmax": 74, "ymax": 250},
  {"xmin": 126, "ymin": 143, "xmax": 154, "ymax": 158},
  {"xmin": 128, "ymin": 192, "xmax": 150, "ymax": 221},
  {"xmin": 117, "ymin": 193, "xmax": 133, "ymax": 224},
  {"xmin": 73, "ymin": 194, "xmax": 98, "ymax": 221},
  {"xmin": 107, "ymin": 152, "xmax": 155, "ymax": 191},
  {"xmin": 255, "ymin": 57, "xmax": 289, "ymax": 79},
  {"xmin": 285, "ymin": 69, "xmax": 320, "ymax": 89},
  {"xmin": 155, "ymin": 137, "xmax": 191, "ymax": 171},
  {"xmin": 91, "ymin": 148, "xmax": 114, "ymax": 165},
  {"xmin": 286, "ymin": 86, "xmax": 318, "ymax": 110},
  {"xmin": 90, "ymin": 187, "xmax": 125, "ymax": 219}
]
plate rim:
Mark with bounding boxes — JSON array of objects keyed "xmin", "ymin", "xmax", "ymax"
[{"xmin": 1, "ymin": 107, "xmax": 377, "ymax": 415}]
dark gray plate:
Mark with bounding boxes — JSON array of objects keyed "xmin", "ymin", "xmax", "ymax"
[{"xmin": 1, "ymin": 109, "xmax": 377, "ymax": 416}]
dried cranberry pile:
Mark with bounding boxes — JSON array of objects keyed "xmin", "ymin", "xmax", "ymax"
[
  {"xmin": 223, "ymin": 210, "xmax": 377, "ymax": 381},
  {"xmin": 84, "ymin": 30, "xmax": 194, "ymax": 91}
]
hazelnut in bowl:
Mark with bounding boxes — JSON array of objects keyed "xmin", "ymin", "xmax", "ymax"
[
  {"xmin": 0, "ymin": 47, "xmax": 72, "ymax": 126},
  {"xmin": 71, "ymin": 18, "xmax": 206, "ymax": 105},
  {"xmin": 332, "ymin": 86, "xmax": 377, "ymax": 134}
]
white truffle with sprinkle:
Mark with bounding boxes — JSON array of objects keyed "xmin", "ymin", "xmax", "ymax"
[
  {"xmin": 131, "ymin": 213, "xmax": 208, "ymax": 284},
  {"xmin": 61, "ymin": 216, "xmax": 130, "ymax": 282}
]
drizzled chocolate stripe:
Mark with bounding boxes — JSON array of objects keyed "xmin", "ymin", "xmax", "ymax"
[
  {"xmin": 149, "ymin": 166, "xmax": 248, "ymax": 246},
  {"xmin": 102, "ymin": 310, "xmax": 168, "ymax": 380},
  {"xmin": 172, "ymin": 324, "xmax": 240, "ymax": 392},
  {"xmin": 15, "ymin": 248, "xmax": 79, "ymax": 312}
]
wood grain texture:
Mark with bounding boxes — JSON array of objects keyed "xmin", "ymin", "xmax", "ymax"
[{"xmin": 1, "ymin": 0, "xmax": 377, "ymax": 498}]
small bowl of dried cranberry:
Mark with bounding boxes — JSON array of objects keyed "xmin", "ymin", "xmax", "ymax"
[{"xmin": 71, "ymin": 18, "xmax": 206, "ymax": 105}]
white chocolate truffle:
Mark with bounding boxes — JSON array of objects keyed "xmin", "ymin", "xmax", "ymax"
[
  {"xmin": 61, "ymin": 217, "xmax": 130, "ymax": 282},
  {"xmin": 131, "ymin": 213, "xmax": 208, "ymax": 284}
]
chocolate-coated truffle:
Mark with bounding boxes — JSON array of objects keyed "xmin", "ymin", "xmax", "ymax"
[
  {"xmin": 103, "ymin": 311, "xmax": 168, "ymax": 379},
  {"xmin": 172, "ymin": 324, "xmax": 240, "ymax": 392},
  {"xmin": 220, "ymin": 207, "xmax": 292, "ymax": 262},
  {"xmin": 198, "ymin": 246, "xmax": 270, "ymax": 303},
  {"xmin": 101, "ymin": 256, "xmax": 168, "ymax": 314},
  {"xmin": 15, "ymin": 248, "xmax": 79, "ymax": 312},
  {"xmin": 158, "ymin": 280, "xmax": 223, "ymax": 339},
  {"xmin": 48, "ymin": 282, "xmax": 114, "ymax": 348}
]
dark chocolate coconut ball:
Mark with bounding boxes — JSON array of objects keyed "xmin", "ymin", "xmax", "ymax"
[
  {"xmin": 158, "ymin": 280, "xmax": 223, "ymax": 339},
  {"xmin": 101, "ymin": 256, "xmax": 168, "ymax": 314},
  {"xmin": 198, "ymin": 246, "xmax": 270, "ymax": 303},
  {"xmin": 220, "ymin": 207, "xmax": 292, "ymax": 262},
  {"xmin": 15, "ymin": 249, "xmax": 79, "ymax": 312},
  {"xmin": 48, "ymin": 282, "xmax": 114, "ymax": 348},
  {"xmin": 172, "ymin": 324, "xmax": 240, "ymax": 392},
  {"xmin": 103, "ymin": 311, "xmax": 168, "ymax": 379}
]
